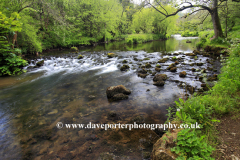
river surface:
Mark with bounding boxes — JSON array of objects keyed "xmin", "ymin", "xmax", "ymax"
[{"xmin": 0, "ymin": 35, "xmax": 220, "ymax": 160}]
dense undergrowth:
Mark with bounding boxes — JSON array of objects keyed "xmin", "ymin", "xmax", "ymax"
[
  {"xmin": 196, "ymin": 30, "xmax": 231, "ymax": 49},
  {"xmin": 168, "ymin": 35, "xmax": 240, "ymax": 159}
]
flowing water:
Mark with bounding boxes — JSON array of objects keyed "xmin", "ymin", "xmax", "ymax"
[{"xmin": 0, "ymin": 35, "xmax": 221, "ymax": 160}]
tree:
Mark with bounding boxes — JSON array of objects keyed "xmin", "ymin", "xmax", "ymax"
[
  {"xmin": 146, "ymin": 0, "xmax": 225, "ymax": 38},
  {"xmin": 0, "ymin": 12, "xmax": 27, "ymax": 76}
]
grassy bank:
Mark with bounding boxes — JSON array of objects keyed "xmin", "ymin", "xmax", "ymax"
[{"xmin": 166, "ymin": 31, "xmax": 240, "ymax": 159}]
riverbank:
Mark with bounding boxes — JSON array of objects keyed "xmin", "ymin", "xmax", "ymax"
[{"xmin": 153, "ymin": 33, "xmax": 240, "ymax": 159}]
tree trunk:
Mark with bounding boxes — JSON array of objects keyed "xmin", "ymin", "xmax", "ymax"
[{"xmin": 211, "ymin": 0, "xmax": 224, "ymax": 38}]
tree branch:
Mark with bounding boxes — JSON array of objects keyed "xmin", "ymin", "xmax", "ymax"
[
  {"xmin": 155, "ymin": 0, "xmax": 168, "ymax": 15},
  {"xmin": 146, "ymin": 0, "xmax": 167, "ymax": 16},
  {"xmin": 183, "ymin": 9, "xmax": 206, "ymax": 18},
  {"xmin": 199, "ymin": 12, "xmax": 210, "ymax": 24},
  {"xmin": 166, "ymin": 4, "xmax": 212, "ymax": 17},
  {"xmin": 18, "ymin": 5, "xmax": 32, "ymax": 13}
]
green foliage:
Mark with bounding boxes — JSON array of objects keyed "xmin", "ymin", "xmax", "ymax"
[
  {"xmin": 131, "ymin": 5, "xmax": 178, "ymax": 36},
  {"xmin": 171, "ymin": 129, "xmax": 215, "ymax": 160},
  {"xmin": 0, "ymin": 12, "xmax": 28, "ymax": 76},
  {"xmin": 18, "ymin": 12, "xmax": 42, "ymax": 53},
  {"xmin": 181, "ymin": 31, "xmax": 199, "ymax": 37}
]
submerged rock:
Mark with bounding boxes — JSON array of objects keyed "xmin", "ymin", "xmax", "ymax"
[
  {"xmin": 106, "ymin": 85, "xmax": 131, "ymax": 100},
  {"xmin": 179, "ymin": 71, "xmax": 187, "ymax": 77},
  {"xmin": 186, "ymin": 40, "xmax": 192, "ymax": 43},
  {"xmin": 112, "ymin": 93, "xmax": 128, "ymax": 101},
  {"xmin": 153, "ymin": 81, "xmax": 165, "ymax": 86}
]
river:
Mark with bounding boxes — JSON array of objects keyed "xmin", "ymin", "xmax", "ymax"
[{"xmin": 0, "ymin": 35, "xmax": 220, "ymax": 159}]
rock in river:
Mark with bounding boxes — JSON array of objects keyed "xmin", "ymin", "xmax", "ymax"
[
  {"xmin": 179, "ymin": 71, "xmax": 187, "ymax": 77},
  {"xmin": 120, "ymin": 64, "xmax": 130, "ymax": 71},
  {"xmin": 153, "ymin": 74, "xmax": 167, "ymax": 82},
  {"xmin": 106, "ymin": 85, "xmax": 131, "ymax": 101},
  {"xmin": 36, "ymin": 60, "xmax": 44, "ymax": 67}
]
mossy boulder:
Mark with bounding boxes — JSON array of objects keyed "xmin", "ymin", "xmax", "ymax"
[
  {"xmin": 186, "ymin": 53, "xmax": 196, "ymax": 56},
  {"xmin": 152, "ymin": 72, "xmax": 157, "ymax": 76},
  {"xmin": 138, "ymin": 73, "xmax": 148, "ymax": 78},
  {"xmin": 138, "ymin": 68, "xmax": 147, "ymax": 74},
  {"xmin": 122, "ymin": 60, "xmax": 128, "ymax": 63},
  {"xmin": 170, "ymin": 67, "xmax": 177, "ymax": 72},
  {"xmin": 143, "ymin": 58, "xmax": 150, "ymax": 60},
  {"xmin": 172, "ymin": 56, "xmax": 177, "ymax": 61},
  {"xmin": 175, "ymin": 61, "xmax": 179, "ymax": 65},
  {"xmin": 120, "ymin": 65, "xmax": 130, "ymax": 71},
  {"xmin": 179, "ymin": 71, "xmax": 187, "ymax": 77},
  {"xmin": 191, "ymin": 68, "xmax": 196, "ymax": 72},
  {"xmin": 158, "ymin": 58, "xmax": 169, "ymax": 63},
  {"xmin": 70, "ymin": 46, "xmax": 78, "ymax": 52},
  {"xmin": 167, "ymin": 63, "xmax": 176, "ymax": 70},
  {"xmin": 107, "ymin": 53, "xmax": 116, "ymax": 58},
  {"xmin": 193, "ymin": 50, "xmax": 200, "ymax": 54},
  {"xmin": 156, "ymin": 64, "xmax": 161, "ymax": 68},
  {"xmin": 77, "ymin": 55, "xmax": 83, "ymax": 59},
  {"xmin": 145, "ymin": 63, "xmax": 152, "ymax": 68},
  {"xmin": 106, "ymin": 85, "xmax": 131, "ymax": 100},
  {"xmin": 36, "ymin": 60, "xmax": 44, "ymax": 67},
  {"xmin": 155, "ymin": 67, "xmax": 161, "ymax": 72},
  {"xmin": 153, "ymin": 74, "xmax": 167, "ymax": 82},
  {"xmin": 133, "ymin": 57, "xmax": 138, "ymax": 61}
]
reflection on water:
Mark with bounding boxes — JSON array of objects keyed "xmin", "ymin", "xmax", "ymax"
[{"xmin": 0, "ymin": 35, "xmax": 205, "ymax": 159}]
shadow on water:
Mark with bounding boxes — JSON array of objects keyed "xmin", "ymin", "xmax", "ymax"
[{"xmin": 0, "ymin": 35, "xmax": 220, "ymax": 159}]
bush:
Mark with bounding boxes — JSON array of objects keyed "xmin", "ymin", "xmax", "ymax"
[{"xmin": 171, "ymin": 129, "xmax": 215, "ymax": 160}]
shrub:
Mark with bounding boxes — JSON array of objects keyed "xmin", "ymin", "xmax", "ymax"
[{"xmin": 171, "ymin": 129, "xmax": 215, "ymax": 160}]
